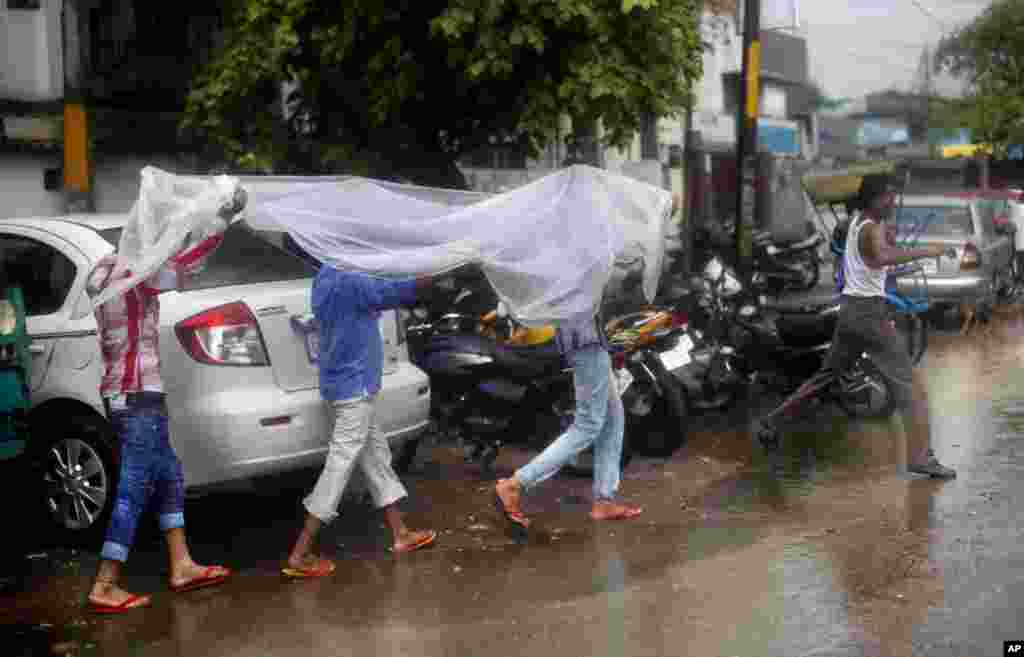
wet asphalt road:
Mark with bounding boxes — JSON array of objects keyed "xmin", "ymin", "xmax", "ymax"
[{"xmin": 4, "ymin": 309, "xmax": 1024, "ymax": 657}]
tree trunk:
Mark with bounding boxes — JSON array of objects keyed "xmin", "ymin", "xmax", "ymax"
[{"xmin": 568, "ymin": 117, "xmax": 601, "ymax": 167}]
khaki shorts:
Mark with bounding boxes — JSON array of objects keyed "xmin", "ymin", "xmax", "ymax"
[{"xmin": 822, "ymin": 295, "xmax": 913, "ymax": 408}]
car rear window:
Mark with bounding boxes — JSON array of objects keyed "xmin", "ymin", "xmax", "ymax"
[
  {"xmin": 97, "ymin": 224, "xmax": 317, "ymax": 290},
  {"xmin": 894, "ymin": 206, "xmax": 974, "ymax": 239}
]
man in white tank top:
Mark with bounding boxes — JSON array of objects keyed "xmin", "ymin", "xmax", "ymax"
[{"xmin": 764, "ymin": 177, "xmax": 956, "ymax": 478}]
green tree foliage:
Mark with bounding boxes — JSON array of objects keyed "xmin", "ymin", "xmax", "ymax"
[
  {"xmin": 182, "ymin": 0, "xmax": 703, "ymax": 186},
  {"xmin": 934, "ymin": 0, "xmax": 1024, "ymax": 157}
]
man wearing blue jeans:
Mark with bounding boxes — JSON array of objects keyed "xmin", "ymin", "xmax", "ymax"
[
  {"xmin": 86, "ymin": 191, "xmax": 245, "ymax": 613},
  {"xmin": 284, "ymin": 268, "xmax": 437, "ymax": 578},
  {"xmin": 494, "ymin": 311, "xmax": 643, "ymax": 531}
]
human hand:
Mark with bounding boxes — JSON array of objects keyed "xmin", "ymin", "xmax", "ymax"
[{"xmin": 217, "ymin": 187, "xmax": 248, "ymax": 222}]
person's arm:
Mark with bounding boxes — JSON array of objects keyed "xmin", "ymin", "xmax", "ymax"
[
  {"xmin": 85, "ymin": 256, "xmax": 120, "ymax": 298},
  {"xmin": 360, "ymin": 275, "xmax": 431, "ymax": 312},
  {"xmin": 860, "ymin": 221, "xmax": 945, "ymax": 269}
]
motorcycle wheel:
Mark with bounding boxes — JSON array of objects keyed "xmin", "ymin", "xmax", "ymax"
[
  {"xmin": 837, "ymin": 358, "xmax": 895, "ymax": 420},
  {"xmin": 894, "ymin": 313, "xmax": 927, "ymax": 367},
  {"xmin": 625, "ymin": 359, "xmax": 690, "ymax": 459},
  {"xmin": 788, "ymin": 257, "xmax": 820, "ymax": 292}
]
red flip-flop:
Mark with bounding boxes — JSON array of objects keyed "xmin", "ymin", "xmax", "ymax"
[
  {"xmin": 391, "ymin": 530, "xmax": 437, "ymax": 554},
  {"xmin": 494, "ymin": 489, "xmax": 530, "ymax": 541},
  {"xmin": 282, "ymin": 558, "xmax": 336, "ymax": 579},
  {"xmin": 170, "ymin": 566, "xmax": 232, "ymax": 593},
  {"xmin": 88, "ymin": 594, "xmax": 151, "ymax": 614}
]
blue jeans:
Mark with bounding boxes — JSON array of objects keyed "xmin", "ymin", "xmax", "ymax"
[
  {"xmin": 100, "ymin": 394, "xmax": 185, "ymax": 562},
  {"xmin": 516, "ymin": 344, "xmax": 625, "ymax": 501}
]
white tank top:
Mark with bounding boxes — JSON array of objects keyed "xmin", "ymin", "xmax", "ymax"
[{"xmin": 843, "ymin": 214, "xmax": 886, "ymax": 298}]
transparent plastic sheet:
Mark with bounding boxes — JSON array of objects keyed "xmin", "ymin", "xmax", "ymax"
[
  {"xmin": 76, "ymin": 167, "xmax": 241, "ymax": 317},
  {"xmin": 243, "ymin": 165, "xmax": 673, "ymax": 325}
]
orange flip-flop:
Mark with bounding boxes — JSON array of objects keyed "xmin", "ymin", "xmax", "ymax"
[
  {"xmin": 88, "ymin": 593, "xmax": 151, "ymax": 614},
  {"xmin": 170, "ymin": 566, "xmax": 232, "ymax": 593},
  {"xmin": 590, "ymin": 504, "xmax": 643, "ymax": 521},
  {"xmin": 391, "ymin": 530, "xmax": 437, "ymax": 554},
  {"xmin": 282, "ymin": 558, "xmax": 336, "ymax": 579}
]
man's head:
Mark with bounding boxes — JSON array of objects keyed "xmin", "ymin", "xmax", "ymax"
[{"xmin": 854, "ymin": 175, "xmax": 898, "ymax": 222}]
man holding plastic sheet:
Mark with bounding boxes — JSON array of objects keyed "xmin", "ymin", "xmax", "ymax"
[
  {"xmin": 492, "ymin": 194, "xmax": 682, "ymax": 534},
  {"xmin": 759, "ymin": 177, "xmax": 956, "ymax": 479},
  {"xmin": 283, "ymin": 268, "xmax": 437, "ymax": 579},
  {"xmin": 85, "ymin": 189, "xmax": 246, "ymax": 613}
]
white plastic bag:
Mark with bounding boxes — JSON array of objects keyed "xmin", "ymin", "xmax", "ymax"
[
  {"xmin": 78, "ymin": 167, "xmax": 240, "ymax": 316},
  {"xmin": 244, "ymin": 165, "xmax": 672, "ymax": 324}
]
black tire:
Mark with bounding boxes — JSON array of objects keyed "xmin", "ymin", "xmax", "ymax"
[
  {"xmin": 894, "ymin": 313, "xmax": 928, "ymax": 366},
  {"xmin": 392, "ymin": 437, "xmax": 420, "ymax": 474},
  {"xmin": 624, "ymin": 357, "xmax": 690, "ymax": 458},
  {"xmin": 31, "ymin": 414, "xmax": 119, "ymax": 547},
  {"xmin": 837, "ymin": 358, "xmax": 896, "ymax": 420}
]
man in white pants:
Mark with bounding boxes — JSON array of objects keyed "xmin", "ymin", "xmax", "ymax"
[{"xmin": 284, "ymin": 267, "xmax": 436, "ymax": 578}]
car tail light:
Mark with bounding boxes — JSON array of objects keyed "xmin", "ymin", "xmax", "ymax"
[
  {"xmin": 960, "ymin": 243, "xmax": 981, "ymax": 271},
  {"xmin": 175, "ymin": 302, "xmax": 270, "ymax": 366}
]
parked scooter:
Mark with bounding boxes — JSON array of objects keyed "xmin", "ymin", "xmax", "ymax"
[
  {"xmin": 695, "ymin": 220, "xmax": 823, "ymax": 295},
  {"xmin": 673, "ymin": 257, "xmax": 895, "ymax": 433},
  {"xmin": 404, "ymin": 301, "xmax": 691, "ymax": 475}
]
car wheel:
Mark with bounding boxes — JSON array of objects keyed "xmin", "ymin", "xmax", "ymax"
[{"xmin": 33, "ymin": 415, "xmax": 118, "ymax": 546}]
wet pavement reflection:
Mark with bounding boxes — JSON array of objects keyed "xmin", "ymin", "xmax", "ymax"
[{"xmin": 5, "ymin": 312, "xmax": 1024, "ymax": 656}]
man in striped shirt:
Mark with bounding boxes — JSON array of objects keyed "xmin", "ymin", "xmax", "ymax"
[{"xmin": 85, "ymin": 192, "xmax": 244, "ymax": 613}]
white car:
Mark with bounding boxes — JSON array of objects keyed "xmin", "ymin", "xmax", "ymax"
[{"xmin": 0, "ymin": 214, "xmax": 431, "ymax": 540}]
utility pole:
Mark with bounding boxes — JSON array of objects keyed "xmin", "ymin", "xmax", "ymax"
[{"xmin": 733, "ymin": 0, "xmax": 761, "ymax": 276}]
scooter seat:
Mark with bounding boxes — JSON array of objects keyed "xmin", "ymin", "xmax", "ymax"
[
  {"xmin": 775, "ymin": 312, "xmax": 836, "ymax": 347},
  {"xmin": 491, "ymin": 341, "xmax": 566, "ymax": 379}
]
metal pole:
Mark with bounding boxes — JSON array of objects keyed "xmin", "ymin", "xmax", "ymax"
[{"xmin": 734, "ymin": 0, "xmax": 761, "ymax": 276}]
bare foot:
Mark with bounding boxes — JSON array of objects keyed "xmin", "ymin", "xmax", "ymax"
[
  {"xmin": 495, "ymin": 478, "xmax": 530, "ymax": 528},
  {"xmin": 393, "ymin": 529, "xmax": 437, "ymax": 554},
  {"xmin": 88, "ymin": 581, "xmax": 151, "ymax": 611},
  {"xmin": 590, "ymin": 501, "xmax": 643, "ymax": 521}
]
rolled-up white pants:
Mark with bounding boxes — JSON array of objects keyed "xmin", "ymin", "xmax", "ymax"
[{"xmin": 304, "ymin": 394, "xmax": 408, "ymax": 524}]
